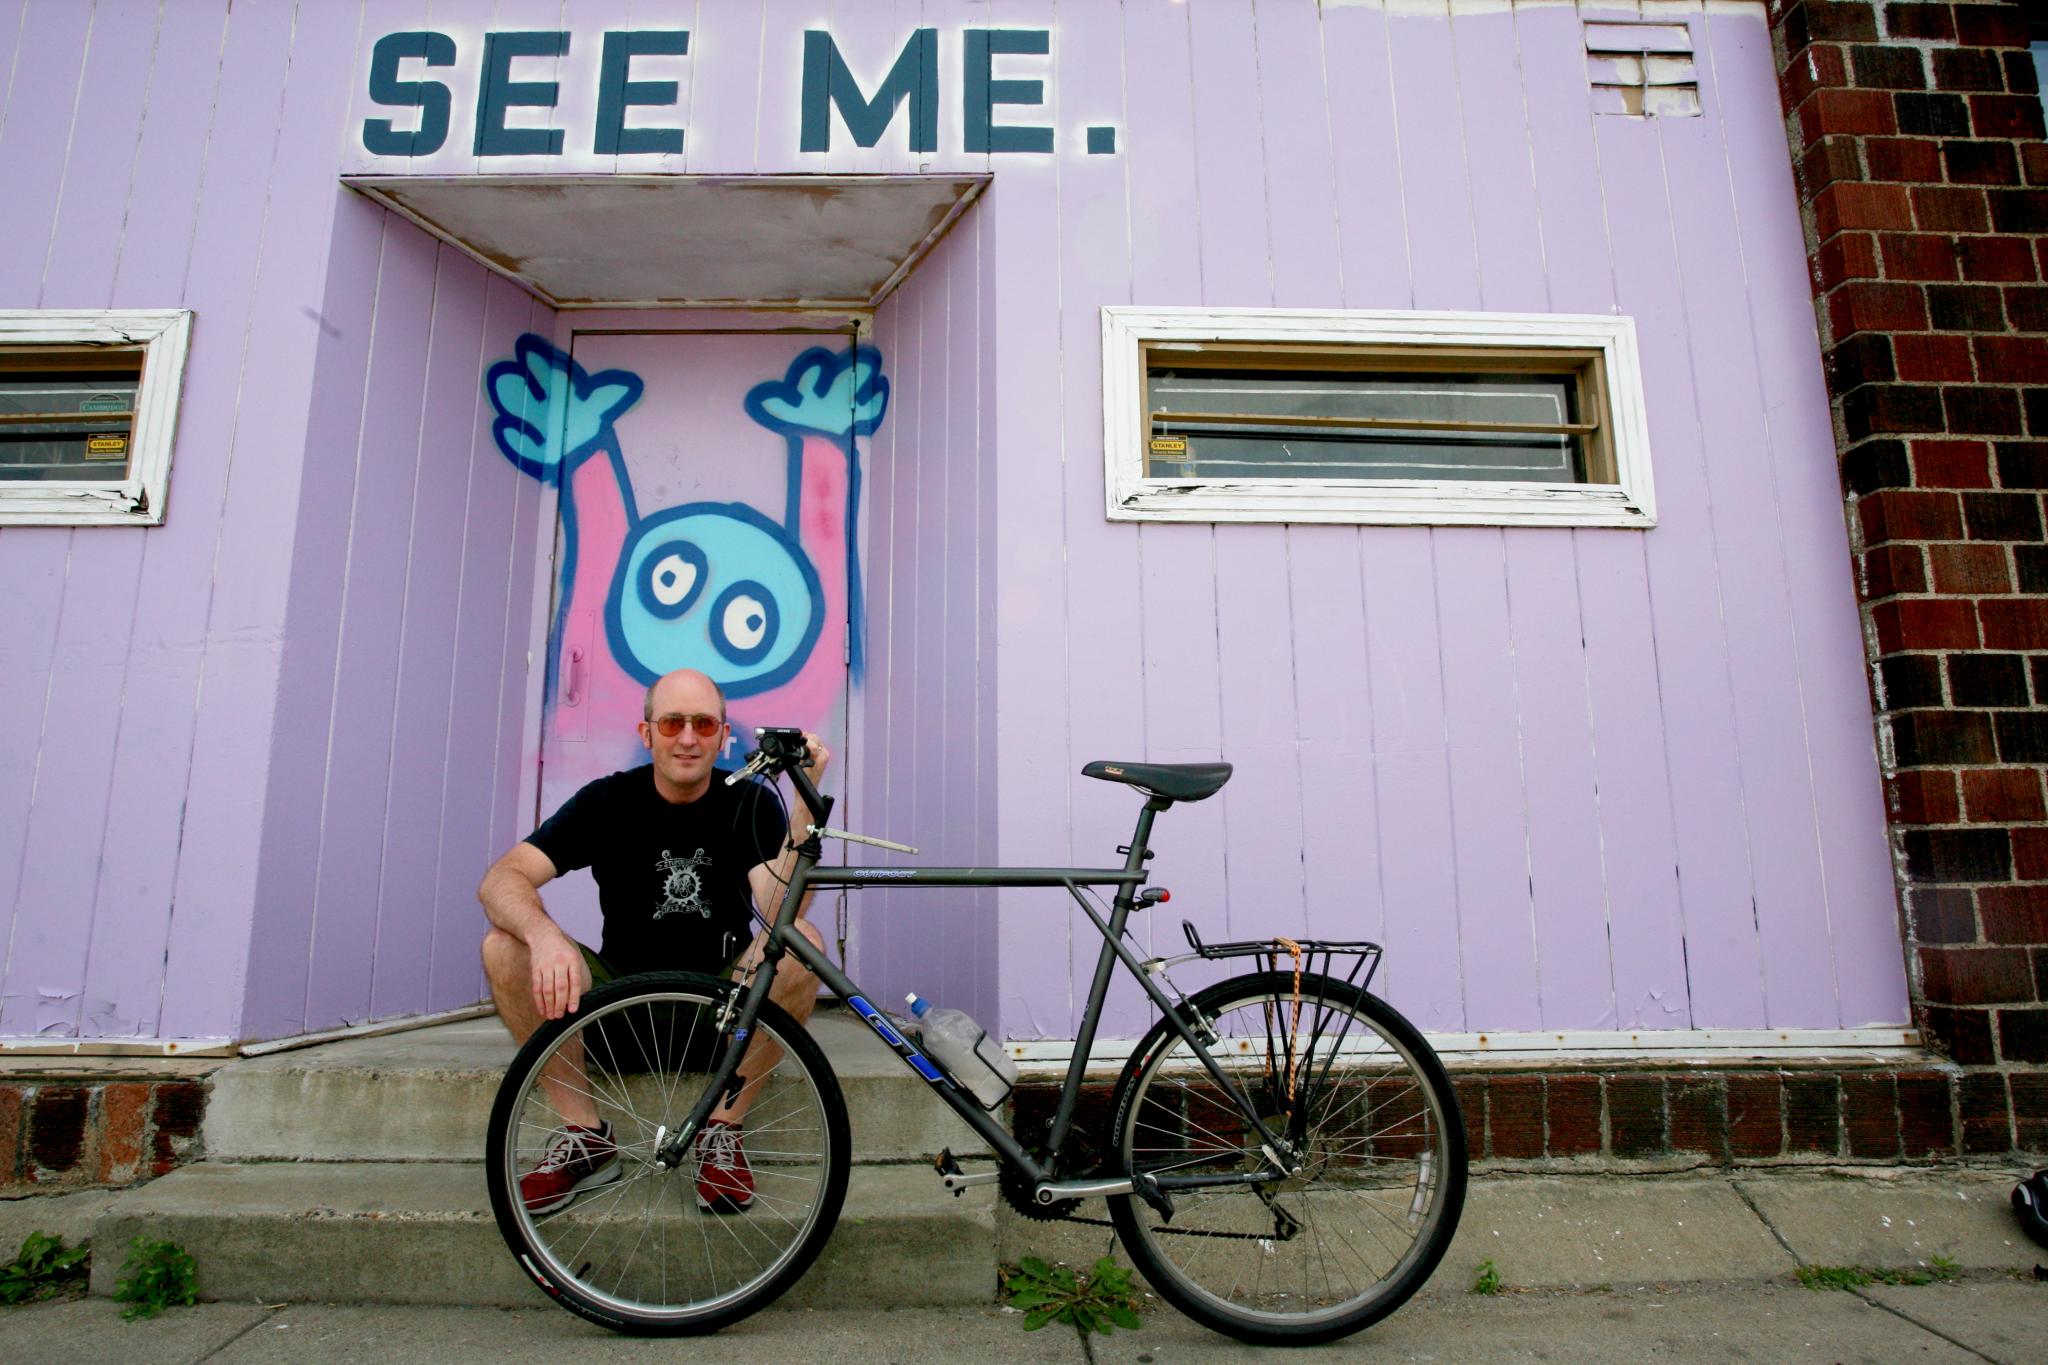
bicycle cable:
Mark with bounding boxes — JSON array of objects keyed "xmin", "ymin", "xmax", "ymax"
[{"xmin": 1272, "ymin": 935, "xmax": 1305, "ymax": 1106}]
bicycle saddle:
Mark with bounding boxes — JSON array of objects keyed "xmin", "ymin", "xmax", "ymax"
[{"xmin": 1081, "ymin": 760, "xmax": 1233, "ymax": 802}]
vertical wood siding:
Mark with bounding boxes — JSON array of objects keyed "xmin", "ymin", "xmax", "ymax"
[
  {"xmin": 0, "ymin": 0, "xmax": 334, "ymax": 1042},
  {"xmin": 0, "ymin": 0, "xmax": 1905, "ymax": 1044},
  {"xmin": 0, "ymin": 0, "xmax": 545, "ymax": 1042},
  {"xmin": 240, "ymin": 216, "xmax": 548, "ymax": 1041},
  {"xmin": 860, "ymin": 209, "xmax": 1001, "ymax": 1027},
  {"xmin": 974, "ymin": 0, "xmax": 1904, "ymax": 1038}
]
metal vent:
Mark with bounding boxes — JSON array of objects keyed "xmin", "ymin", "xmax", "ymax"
[{"xmin": 1585, "ymin": 21, "xmax": 1702, "ymax": 118}]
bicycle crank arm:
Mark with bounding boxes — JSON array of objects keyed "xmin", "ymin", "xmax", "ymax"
[
  {"xmin": 1022, "ymin": 1171, "xmax": 1175, "ymax": 1221},
  {"xmin": 1035, "ymin": 1177, "xmax": 1133, "ymax": 1201}
]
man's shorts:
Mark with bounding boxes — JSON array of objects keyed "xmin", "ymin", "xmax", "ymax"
[
  {"xmin": 573, "ymin": 938, "xmax": 748, "ymax": 989},
  {"xmin": 571, "ymin": 939, "xmax": 748, "ymax": 1076}
]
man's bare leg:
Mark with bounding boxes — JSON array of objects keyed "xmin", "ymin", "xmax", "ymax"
[
  {"xmin": 711, "ymin": 919, "xmax": 825, "ymax": 1125},
  {"xmin": 483, "ymin": 928, "xmax": 601, "ymax": 1129}
]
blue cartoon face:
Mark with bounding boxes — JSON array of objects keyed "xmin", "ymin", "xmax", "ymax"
[{"xmin": 607, "ymin": 502, "xmax": 825, "ymax": 697}]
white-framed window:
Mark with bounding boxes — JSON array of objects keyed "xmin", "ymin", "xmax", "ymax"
[
  {"xmin": 0, "ymin": 310, "xmax": 193, "ymax": 527},
  {"xmin": 1101, "ymin": 307, "xmax": 1656, "ymax": 529}
]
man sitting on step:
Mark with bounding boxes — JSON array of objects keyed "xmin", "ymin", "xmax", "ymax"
[{"xmin": 477, "ymin": 666, "xmax": 829, "ymax": 1216}]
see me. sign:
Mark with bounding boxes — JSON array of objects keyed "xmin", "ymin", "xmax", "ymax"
[{"xmin": 356, "ymin": 27, "xmax": 1119, "ymax": 164}]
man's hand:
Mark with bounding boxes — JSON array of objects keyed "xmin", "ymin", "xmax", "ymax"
[
  {"xmin": 792, "ymin": 732, "xmax": 831, "ymax": 830},
  {"xmin": 800, "ymin": 732, "xmax": 830, "ymax": 786},
  {"xmin": 528, "ymin": 924, "xmax": 588, "ymax": 1021}
]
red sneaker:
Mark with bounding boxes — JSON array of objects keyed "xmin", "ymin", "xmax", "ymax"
[
  {"xmin": 695, "ymin": 1120, "xmax": 754, "ymax": 1213},
  {"xmin": 519, "ymin": 1122, "xmax": 618, "ymax": 1215}
]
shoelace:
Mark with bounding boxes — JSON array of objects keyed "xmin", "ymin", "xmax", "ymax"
[
  {"xmin": 699, "ymin": 1125, "xmax": 741, "ymax": 1171},
  {"xmin": 537, "ymin": 1127, "xmax": 602, "ymax": 1173}
]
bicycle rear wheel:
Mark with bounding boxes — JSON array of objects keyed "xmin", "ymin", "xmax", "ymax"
[
  {"xmin": 1107, "ymin": 971, "xmax": 1466, "ymax": 1345},
  {"xmin": 485, "ymin": 972, "xmax": 849, "ymax": 1335}
]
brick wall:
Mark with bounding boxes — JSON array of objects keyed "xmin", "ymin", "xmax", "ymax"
[
  {"xmin": 1013, "ymin": 1061, "xmax": 2027, "ymax": 1167},
  {"xmin": 0, "ymin": 1079, "xmax": 207, "ymax": 1192},
  {"xmin": 1770, "ymin": 0, "xmax": 2046, "ymax": 1151}
]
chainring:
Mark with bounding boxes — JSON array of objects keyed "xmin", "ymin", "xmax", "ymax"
[
  {"xmin": 1000, "ymin": 1160, "xmax": 1079, "ymax": 1222},
  {"xmin": 998, "ymin": 1120, "xmax": 1097, "ymax": 1222}
]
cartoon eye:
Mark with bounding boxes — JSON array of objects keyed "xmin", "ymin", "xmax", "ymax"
[
  {"xmin": 710, "ymin": 580, "xmax": 779, "ymax": 666},
  {"xmin": 636, "ymin": 540, "xmax": 707, "ymax": 619}
]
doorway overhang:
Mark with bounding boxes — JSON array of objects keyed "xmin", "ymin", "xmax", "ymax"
[{"xmin": 342, "ymin": 174, "xmax": 989, "ymax": 310}]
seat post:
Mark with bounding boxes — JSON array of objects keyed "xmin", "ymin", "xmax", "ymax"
[
  {"xmin": 1049, "ymin": 792, "xmax": 1174, "ymax": 1156},
  {"xmin": 1115, "ymin": 796, "xmax": 1170, "ymax": 909}
]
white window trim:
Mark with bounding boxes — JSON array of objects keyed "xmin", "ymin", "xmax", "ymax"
[
  {"xmin": 0, "ymin": 309, "xmax": 194, "ymax": 527},
  {"xmin": 1101, "ymin": 306, "xmax": 1657, "ymax": 528}
]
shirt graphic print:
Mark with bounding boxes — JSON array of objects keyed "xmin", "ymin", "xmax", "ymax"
[{"xmin": 653, "ymin": 847, "xmax": 714, "ymax": 920}]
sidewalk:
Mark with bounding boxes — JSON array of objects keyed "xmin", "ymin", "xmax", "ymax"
[
  {"xmin": 4, "ymin": 1163, "xmax": 2043, "ymax": 1362},
  {"xmin": 1, "ymin": 1279, "xmax": 2042, "ymax": 1364}
]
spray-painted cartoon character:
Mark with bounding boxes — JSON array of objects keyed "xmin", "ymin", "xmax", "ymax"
[{"xmin": 485, "ymin": 335, "xmax": 887, "ymax": 750}]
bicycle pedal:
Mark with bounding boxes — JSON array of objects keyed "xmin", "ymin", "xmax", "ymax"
[
  {"xmin": 931, "ymin": 1149, "xmax": 998, "ymax": 1195},
  {"xmin": 1134, "ymin": 1170, "xmax": 1175, "ymax": 1222}
]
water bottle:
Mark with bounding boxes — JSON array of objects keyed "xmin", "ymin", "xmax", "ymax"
[{"xmin": 906, "ymin": 994, "xmax": 1017, "ymax": 1111}]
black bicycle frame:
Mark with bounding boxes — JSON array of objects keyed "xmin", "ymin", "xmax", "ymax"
[{"xmin": 661, "ymin": 765, "xmax": 1294, "ymax": 1187}]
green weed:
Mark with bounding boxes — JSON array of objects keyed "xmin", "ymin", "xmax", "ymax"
[
  {"xmin": 1471, "ymin": 1258, "xmax": 1503, "ymax": 1295},
  {"xmin": 1796, "ymin": 1259, "xmax": 1958, "ymax": 1291},
  {"xmin": 0, "ymin": 1231, "xmax": 89, "ymax": 1307},
  {"xmin": 111, "ymin": 1237, "xmax": 198, "ymax": 1320},
  {"xmin": 1002, "ymin": 1256, "xmax": 1144, "ymax": 1336}
]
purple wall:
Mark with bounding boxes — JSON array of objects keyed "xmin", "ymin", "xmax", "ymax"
[
  {"xmin": 0, "ymin": 0, "xmax": 377, "ymax": 1042},
  {"xmin": 0, "ymin": 0, "xmax": 1907, "ymax": 1045},
  {"xmin": 239, "ymin": 205, "xmax": 550, "ymax": 1041},
  {"xmin": 858, "ymin": 213, "xmax": 1002, "ymax": 1028},
  {"xmin": 981, "ymin": 0, "xmax": 1905, "ymax": 1039},
  {"xmin": 0, "ymin": 0, "xmax": 545, "ymax": 1043}
]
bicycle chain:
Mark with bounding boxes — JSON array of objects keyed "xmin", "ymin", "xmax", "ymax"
[
  {"xmin": 1037, "ymin": 1209, "xmax": 1299, "ymax": 1243},
  {"xmin": 992, "ymin": 1119, "xmax": 1300, "ymax": 1241}
]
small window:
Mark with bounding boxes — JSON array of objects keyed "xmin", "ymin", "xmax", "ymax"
[
  {"xmin": 1584, "ymin": 21, "xmax": 1701, "ymax": 119},
  {"xmin": 0, "ymin": 311, "xmax": 193, "ymax": 526},
  {"xmin": 1102, "ymin": 308, "xmax": 1656, "ymax": 528}
]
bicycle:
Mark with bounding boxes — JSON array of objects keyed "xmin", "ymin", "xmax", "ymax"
[{"xmin": 485, "ymin": 728, "xmax": 1467, "ymax": 1346}]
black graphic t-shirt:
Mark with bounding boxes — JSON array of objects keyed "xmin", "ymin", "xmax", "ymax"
[{"xmin": 525, "ymin": 766, "xmax": 788, "ymax": 973}]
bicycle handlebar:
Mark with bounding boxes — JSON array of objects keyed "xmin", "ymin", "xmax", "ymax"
[{"xmin": 727, "ymin": 727, "xmax": 834, "ymax": 836}]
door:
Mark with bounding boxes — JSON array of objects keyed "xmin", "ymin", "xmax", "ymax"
[{"xmin": 506, "ymin": 328, "xmax": 887, "ymax": 952}]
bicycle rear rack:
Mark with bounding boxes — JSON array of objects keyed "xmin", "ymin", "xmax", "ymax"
[{"xmin": 1178, "ymin": 921, "xmax": 1383, "ymax": 993}]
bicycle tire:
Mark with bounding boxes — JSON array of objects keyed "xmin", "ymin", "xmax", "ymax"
[
  {"xmin": 485, "ymin": 972, "xmax": 850, "ymax": 1334},
  {"xmin": 1106, "ymin": 971, "xmax": 1466, "ymax": 1345}
]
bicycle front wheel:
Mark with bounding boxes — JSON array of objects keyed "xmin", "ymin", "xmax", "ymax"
[
  {"xmin": 485, "ymin": 972, "xmax": 849, "ymax": 1335},
  {"xmin": 1107, "ymin": 971, "xmax": 1466, "ymax": 1345}
]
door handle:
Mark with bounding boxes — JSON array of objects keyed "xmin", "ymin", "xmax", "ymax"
[{"xmin": 563, "ymin": 644, "xmax": 587, "ymax": 707}]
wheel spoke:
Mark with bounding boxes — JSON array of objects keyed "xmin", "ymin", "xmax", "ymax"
[
  {"xmin": 489, "ymin": 978, "xmax": 848, "ymax": 1333},
  {"xmin": 1108, "ymin": 974, "xmax": 1465, "ymax": 1343}
]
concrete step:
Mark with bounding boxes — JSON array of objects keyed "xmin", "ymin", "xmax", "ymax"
[
  {"xmin": 205, "ymin": 1010, "xmax": 990, "ymax": 1166},
  {"xmin": 90, "ymin": 1159, "xmax": 997, "ymax": 1309}
]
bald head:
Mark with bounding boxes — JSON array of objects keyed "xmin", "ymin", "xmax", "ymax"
[{"xmin": 644, "ymin": 669, "xmax": 726, "ymax": 723}]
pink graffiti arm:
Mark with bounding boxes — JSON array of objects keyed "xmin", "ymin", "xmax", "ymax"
[{"xmin": 561, "ymin": 444, "xmax": 634, "ymax": 643}]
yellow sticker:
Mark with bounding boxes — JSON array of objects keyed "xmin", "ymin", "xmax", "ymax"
[
  {"xmin": 1148, "ymin": 436, "xmax": 1190, "ymax": 459},
  {"xmin": 84, "ymin": 434, "xmax": 129, "ymax": 459}
]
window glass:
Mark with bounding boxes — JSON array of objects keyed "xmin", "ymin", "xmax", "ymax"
[
  {"xmin": 0, "ymin": 351, "xmax": 144, "ymax": 482},
  {"xmin": 1102, "ymin": 308, "xmax": 1655, "ymax": 527},
  {"xmin": 1147, "ymin": 366, "xmax": 1587, "ymax": 482},
  {"xmin": 0, "ymin": 311, "xmax": 192, "ymax": 526}
]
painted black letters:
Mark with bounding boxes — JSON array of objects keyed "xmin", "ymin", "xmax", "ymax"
[
  {"xmin": 800, "ymin": 29, "xmax": 938, "ymax": 153},
  {"xmin": 595, "ymin": 31, "xmax": 689, "ymax": 155},
  {"xmin": 476, "ymin": 31, "xmax": 570, "ymax": 157},
  {"xmin": 964, "ymin": 29, "xmax": 1052, "ymax": 154},
  {"xmin": 362, "ymin": 30, "xmax": 456, "ymax": 157}
]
